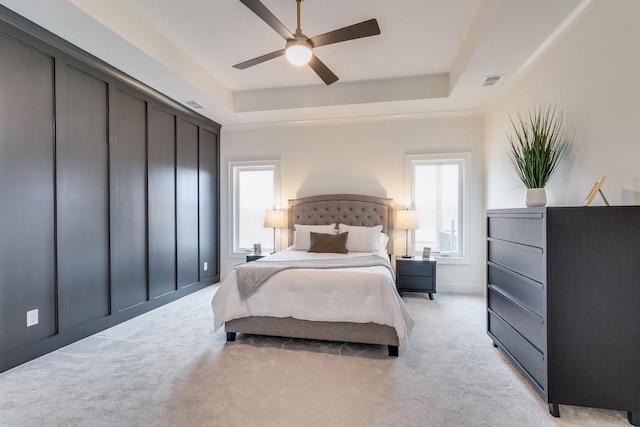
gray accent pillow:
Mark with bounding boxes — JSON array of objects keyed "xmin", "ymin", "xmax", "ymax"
[{"xmin": 308, "ymin": 231, "xmax": 349, "ymax": 254}]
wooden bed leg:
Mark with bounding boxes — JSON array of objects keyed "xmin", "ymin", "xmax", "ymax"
[
  {"xmin": 549, "ymin": 402, "xmax": 560, "ymax": 418},
  {"xmin": 226, "ymin": 332, "xmax": 237, "ymax": 342},
  {"xmin": 628, "ymin": 411, "xmax": 640, "ymax": 426},
  {"xmin": 388, "ymin": 345, "xmax": 399, "ymax": 357}
]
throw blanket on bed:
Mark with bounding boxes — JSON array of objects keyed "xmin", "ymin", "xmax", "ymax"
[{"xmin": 236, "ymin": 255, "xmax": 393, "ymax": 301}]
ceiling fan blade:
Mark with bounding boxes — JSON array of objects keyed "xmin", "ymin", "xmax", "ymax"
[
  {"xmin": 239, "ymin": 0, "xmax": 294, "ymax": 40},
  {"xmin": 310, "ymin": 19, "xmax": 380, "ymax": 48},
  {"xmin": 308, "ymin": 55, "xmax": 338, "ymax": 85},
  {"xmin": 233, "ymin": 49, "xmax": 286, "ymax": 69}
]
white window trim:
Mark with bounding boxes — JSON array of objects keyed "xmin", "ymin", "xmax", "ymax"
[
  {"xmin": 228, "ymin": 159, "xmax": 281, "ymax": 258},
  {"xmin": 405, "ymin": 152, "xmax": 470, "ymax": 265}
]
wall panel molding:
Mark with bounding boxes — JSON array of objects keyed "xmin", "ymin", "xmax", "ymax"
[
  {"xmin": 0, "ymin": 5, "xmax": 220, "ymax": 130},
  {"xmin": 0, "ymin": 8, "xmax": 220, "ymax": 373},
  {"xmin": 0, "ymin": 32, "xmax": 56, "ymax": 353},
  {"xmin": 148, "ymin": 105, "xmax": 178, "ymax": 298},
  {"xmin": 58, "ymin": 64, "xmax": 110, "ymax": 329}
]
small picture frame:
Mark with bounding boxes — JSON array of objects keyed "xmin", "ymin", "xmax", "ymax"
[
  {"xmin": 422, "ymin": 247, "xmax": 431, "ymax": 260},
  {"xmin": 253, "ymin": 243, "xmax": 262, "ymax": 255},
  {"xmin": 583, "ymin": 175, "xmax": 608, "ymax": 206}
]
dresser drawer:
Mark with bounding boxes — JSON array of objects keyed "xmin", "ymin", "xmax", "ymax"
[
  {"xmin": 397, "ymin": 275, "xmax": 434, "ymax": 292},
  {"xmin": 488, "ymin": 240, "xmax": 543, "ymax": 282},
  {"xmin": 488, "ymin": 288, "xmax": 544, "ymax": 350},
  {"xmin": 488, "ymin": 263, "xmax": 543, "ymax": 317},
  {"xmin": 487, "ymin": 214, "xmax": 543, "ymax": 248},
  {"xmin": 488, "ymin": 312, "xmax": 545, "ymax": 390},
  {"xmin": 396, "ymin": 261, "xmax": 434, "ymax": 277}
]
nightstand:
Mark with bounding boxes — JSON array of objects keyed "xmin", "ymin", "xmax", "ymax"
[
  {"xmin": 246, "ymin": 254, "xmax": 265, "ymax": 262},
  {"xmin": 395, "ymin": 256, "xmax": 436, "ymax": 299}
]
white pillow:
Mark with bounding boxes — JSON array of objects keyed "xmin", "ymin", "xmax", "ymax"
[
  {"xmin": 292, "ymin": 223, "xmax": 337, "ymax": 250},
  {"xmin": 379, "ymin": 232, "xmax": 390, "ymax": 251},
  {"xmin": 338, "ymin": 224, "xmax": 383, "ymax": 252}
]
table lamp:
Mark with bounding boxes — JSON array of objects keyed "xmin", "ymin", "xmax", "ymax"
[
  {"xmin": 264, "ymin": 209, "xmax": 286, "ymax": 253},
  {"xmin": 396, "ymin": 209, "xmax": 418, "ymax": 258}
]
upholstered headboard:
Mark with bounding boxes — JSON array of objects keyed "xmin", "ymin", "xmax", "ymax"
[{"xmin": 287, "ymin": 194, "xmax": 394, "ymax": 248}]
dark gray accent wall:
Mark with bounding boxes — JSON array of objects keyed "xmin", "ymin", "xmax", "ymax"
[
  {"xmin": 0, "ymin": 7, "xmax": 220, "ymax": 373},
  {"xmin": 0, "ymin": 33, "xmax": 56, "ymax": 352},
  {"xmin": 177, "ymin": 120, "xmax": 200, "ymax": 288},
  {"xmin": 114, "ymin": 90, "xmax": 148, "ymax": 311},
  {"xmin": 199, "ymin": 129, "xmax": 219, "ymax": 281},
  {"xmin": 148, "ymin": 106, "xmax": 177, "ymax": 298},
  {"xmin": 58, "ymin": 65, "xmax": 110, "ymax": 328}
]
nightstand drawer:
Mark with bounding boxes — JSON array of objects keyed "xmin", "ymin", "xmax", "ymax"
[
  {"xmin": 397, "ymin": 262, "xmax": 433, "ymax": 277},
  {"xmin": 397, "ymin": 275, "xmax": 434, "ymax": 291},
  {"xmin": 395, "ymin": 257, "xmax": 436, "ymax": 298}
]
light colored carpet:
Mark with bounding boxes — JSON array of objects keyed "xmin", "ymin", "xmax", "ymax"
[{"xmin": 0, "ymin": 285, "xmax": 629, "ymax": 427}]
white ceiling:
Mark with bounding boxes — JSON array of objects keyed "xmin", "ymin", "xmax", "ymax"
[{"xmin": 1, "ymin": 0, "xmax": 585, "ymax": 127}]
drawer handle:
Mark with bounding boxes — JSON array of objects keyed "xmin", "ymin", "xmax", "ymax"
[
  {"xmin": 488, "ymin": 284, "xmax": 543, "ymax": 321},
  {"xmin": 487, "ymin": 237, "xmax": 543, "ymax": 253},
  {"xmin": 488, "ymin": 261, "xmax": 543, "ymax": 289}
]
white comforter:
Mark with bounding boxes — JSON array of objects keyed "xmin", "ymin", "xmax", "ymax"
[{"xmin": 212, "ymin": 247, "xmax": 414, "ymax": 348}]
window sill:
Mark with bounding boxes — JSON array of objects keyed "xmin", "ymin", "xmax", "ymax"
[{"xmin": 412, "ymin": 253, "xmax": 469, "ymax": 265}]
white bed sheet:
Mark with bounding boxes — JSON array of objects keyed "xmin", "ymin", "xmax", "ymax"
[{"xmin": 212, "ymin": 247, "xmax": 414, "ymax": 349}]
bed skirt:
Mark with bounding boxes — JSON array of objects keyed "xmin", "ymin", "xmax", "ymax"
[{"xmin": 224, "ymin": 316, "xmax": 400, "ymax": 356}]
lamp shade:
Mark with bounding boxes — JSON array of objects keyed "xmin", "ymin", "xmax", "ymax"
[
  {"xmin": 264, "ymin": 210, "xmax": 286, "ymax": 228},
  {"xmin": 396, "ymin": 209, "xmax": 418, "ymax": 230}
]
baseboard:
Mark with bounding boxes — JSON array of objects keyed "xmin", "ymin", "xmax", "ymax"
[
  {"xmin": 436, "ymin": 282, "xmax": 484, "ymax": 295},
  {"xmin": 0, "ymin": 280, "xmax": 214, "ymax": 373}
]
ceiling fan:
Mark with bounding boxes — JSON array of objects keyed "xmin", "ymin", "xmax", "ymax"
[{"xmin": 233, "ymin": 0, "xmax": 381, "ymax": 85}]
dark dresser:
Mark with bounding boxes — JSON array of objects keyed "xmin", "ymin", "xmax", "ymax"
[{"xmin": 486, "ymin": 207, "xmax": 640, "ymax": 425}]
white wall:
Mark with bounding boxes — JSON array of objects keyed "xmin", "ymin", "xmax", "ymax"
[
  {"xmin": 221, "ymin": 114, "xmax": 485, "ymax": 293},
  {"xmin": 484, "ymin": 0, "xmax": 640, "ymax": 208},
  {"xmin": 218, "ymin": 1, "xmax": 640, "ymax": 294}
]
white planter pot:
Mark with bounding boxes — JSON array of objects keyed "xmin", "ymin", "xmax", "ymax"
[{"xmin": 525, "ymin": 188, "xmax": 547, "ymax": 207}]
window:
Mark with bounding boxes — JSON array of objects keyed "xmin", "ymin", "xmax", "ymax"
[
  {"xmin": 406, "ymin": 153, "xmax": 470, "ymax": 263},
  {"xmin": 230, "ymin": 160, "xmax": 280, "ymax": 256}
]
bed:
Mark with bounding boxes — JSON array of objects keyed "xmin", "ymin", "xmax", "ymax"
[{"xmin": 211, "ymin": 194, "xmax": 414, "ymax": 356}]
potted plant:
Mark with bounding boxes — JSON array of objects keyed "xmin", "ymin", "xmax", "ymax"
[{"xmin": 506, "ymin": 105, "xmax": 571, "ymax": 207}]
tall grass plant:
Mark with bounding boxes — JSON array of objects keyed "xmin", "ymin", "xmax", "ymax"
[{"xmin": 507, "ymin": 105, "xmax": 570, "ymax": 189}]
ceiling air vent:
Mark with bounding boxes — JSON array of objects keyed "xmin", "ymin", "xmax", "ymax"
[
  {"xmin": 184, "ymin": 100, "xmax": 204, "ymax": 109},
  {"xmin": 482, "ymin": 75, "xmax": 503, "ymax": 87}
]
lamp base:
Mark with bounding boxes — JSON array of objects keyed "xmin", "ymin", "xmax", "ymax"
[{"xmin": 401, "ymin": 255, "xmax": 412, "ymax": 259}]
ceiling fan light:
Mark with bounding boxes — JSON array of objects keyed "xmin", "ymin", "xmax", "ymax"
[{"xmin": 286, "ymin": 45, "xmax": 312, "ymax": 66}]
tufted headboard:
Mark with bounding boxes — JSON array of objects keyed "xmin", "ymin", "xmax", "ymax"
[{"xmin": 287, "ymin": 194, "xmax": 394, "ymax": 248}]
